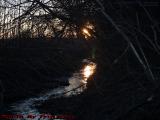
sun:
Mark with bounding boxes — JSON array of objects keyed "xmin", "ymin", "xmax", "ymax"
[
  {"xmin": 81, "ymin": 22, "xmax": 95, "ymax": 39},
  {"xmin": 82, "ymin": 28, "xmax": 91, "ymax": 38}
]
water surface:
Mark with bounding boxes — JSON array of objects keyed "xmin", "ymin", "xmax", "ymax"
[{"xmin": 10, "ymin": 59, "xmax": 96, "ymax": 120}]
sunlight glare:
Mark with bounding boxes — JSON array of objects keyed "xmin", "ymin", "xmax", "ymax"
[
  {"xmin": 82, "ymin": 22, "xmax": 95, "ymax": 39},
  {"xmin": 82, "ymin": 28, "xmax": 91, "ymax": 38},
  {"xmin": 82, "ymin": 63, "xmax": 96, "ymax": 83}
]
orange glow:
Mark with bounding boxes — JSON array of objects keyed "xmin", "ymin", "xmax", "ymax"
[
  {"xmin": 82, "ymin": 22, "xmax": 95, "ymax": 39},
  {"xmin": 82, "ymin": 28, "xmax": 91, "ymax": 38},
  {"xmin": 86, "ymin": 23, "xmax": 94, "ymax": 30},
  {"xmin": 82, "ymin": 63, "xmax": 96, "ymax": 83}
]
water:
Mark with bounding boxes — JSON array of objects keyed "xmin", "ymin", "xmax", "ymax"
[{"xmin": 10, "ymin": 59, "xmax": 96, "ymax": 120}]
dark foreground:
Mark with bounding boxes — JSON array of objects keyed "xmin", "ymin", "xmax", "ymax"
[
  {"xmin": 1, "ymin": 37, "xmax": 160, "ymax": 120},
  {"xmin": 36, "ymin": 72, "xmax": 160, "ymax": 120},
  {"xmin": 0, "ymin": 38, "xmax": 90, "ymax": 113}
]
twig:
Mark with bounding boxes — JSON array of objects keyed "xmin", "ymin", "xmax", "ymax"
[{"xmin": 95, "ymin": 0, "xmax": 156, "ymax": 86}]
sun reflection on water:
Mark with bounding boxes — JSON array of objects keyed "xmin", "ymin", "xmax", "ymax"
[
  {"xmin": 65, "ymin": 60, "xmax": 96, "ymax": 96},
  {"xmin": 82, "ymin": 62, "xmax": 96, "ymax": 83}
]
